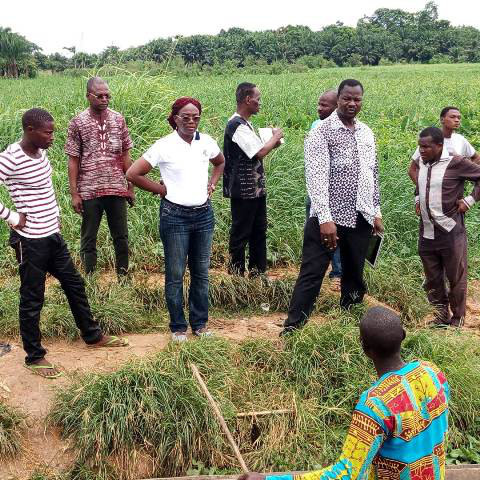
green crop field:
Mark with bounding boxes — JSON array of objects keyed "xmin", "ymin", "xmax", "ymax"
[
  {"xmin": 1, "ymin": 64, "xmax": 480, "ymax": 478},
  {"xmin": 1, "ymin": 64, "xmax": 480, "ymax": 278}
]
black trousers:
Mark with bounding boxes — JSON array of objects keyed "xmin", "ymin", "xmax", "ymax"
[
  {"xmin": 228, "ymin": 196, "xmax": 267, "ymax": 275},
  {"xmin": 10, "ymin": 231, "xmax": 102, "ymax": 364},
  {"xmin": 284, "ymin": 214, "xmax": 372, "ymax": 329},
  {"xmin": 80, "ymin": 195, "xmax": 129, "ymax": 275}
]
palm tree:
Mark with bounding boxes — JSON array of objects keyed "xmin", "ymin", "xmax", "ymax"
[{"xmin": 0, "ymin": 27, "xmax": 39, "ymax": 77}]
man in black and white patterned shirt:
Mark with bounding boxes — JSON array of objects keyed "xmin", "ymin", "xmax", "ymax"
[{"xmin": 282, "ymin": 79, "xmax": 384, "ymax": 334}]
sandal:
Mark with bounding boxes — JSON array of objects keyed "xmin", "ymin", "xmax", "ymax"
[
  {"xmin": 24, "ymin": 363, "xmax": 63, "ymax": 379},
  {"xmin": 87, "ymin": 335, "xmax": 129, "ymax": 348}
]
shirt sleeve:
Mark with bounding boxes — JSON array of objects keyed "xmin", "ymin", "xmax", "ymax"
[
  {"xmin": 120, "ymin": 116, "xmax": 134, "ymax": 151},
  {"xmin": 455, "ymin": 158, "xmax": 480, "ymax": 206},
  {"xmin": 304, "ymin": 128, "xmax": 333, "ymax": 224},
  {"xmin": 266, "ymin": 399, "xmax": 387, "ymax": 480},
  {"xmin": 142, "ymin": 141, "xmax": 163, "ymax": 167},
  {"xmin": 411, "ymin": 147, "xmax": 421, "ymax": 165},
  {"xmin": 461, "ymin": 138, "xmax": 476, "ymax": 158},
  {"xmin": 0, "ymin": 155, "xmax": 20, "ymax": 226},
  {"xmin": 231, "ymin": 123, "xmax": 264, "ymax": 159},
  {"xmin": 64, "ymin": 120, "xmax": 81, "ymax": 157},
  {"xmin": 372, "ymin": 141, "xmax": 381, "ymax": 216},
  {"xmin": 206, "ymin": 135, "xmax": 221, "ymax": 159}
]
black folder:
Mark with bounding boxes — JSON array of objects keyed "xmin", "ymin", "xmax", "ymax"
[{"xmin": 365, "ymin": 233, "xmax": 384, "ymax": 268}]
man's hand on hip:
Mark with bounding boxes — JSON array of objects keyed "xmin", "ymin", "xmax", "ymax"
[
  {"xmin": 319, "ymin": 221, "xmax": 338, "ymax": 250},
  {"xmin": 15, "ymin": 213, "xmax": 27, "ymax": 231}
]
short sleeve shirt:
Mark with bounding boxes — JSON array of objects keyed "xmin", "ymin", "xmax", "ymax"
[
  {"xmin": 412, "ymin": 132, "xmax": 475, "ymax": 164},
  {"xmin": 65, "ymin": 108, "xmax": 133, "ymax": 200},
  {"xmin": 223, "ymin": 113, "xmax": 265, "ymax": 199},
  {"xmin": 143, "ymin": 130, "xmax": 220, "ymax": 207}
]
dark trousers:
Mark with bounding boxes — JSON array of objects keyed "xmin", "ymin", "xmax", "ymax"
[
  {"xmin": 419, "ymin": 232, "xmax": 467, "ymax": 325},
  {"xmin": 159, "ymin": 199, "xmax": 214, "ymax": 333},
  {"xmin": 306, "ymin": 196, "xmax": 342, "ymax": 278},
  {"xmin": 10, "ymin": 231, "xmax": 102, "ymax": 364},
  {"xmin": 284, "ymin": 214, "xmax": 372, "ymax": 330},
  {"xmin": 229, "ymin": 196, "xmax": 267, "ymax": 276},
  {"xmin": 80, "ymin": 195, "xmax": 129, "ymax": 275}
]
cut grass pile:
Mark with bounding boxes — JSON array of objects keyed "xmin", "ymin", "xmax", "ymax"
[
  {"xmin": 49, "ymin": 319, "xmax": 480, "ymax": 479},
  {"xmin": 0, "ymin": 399, "xmax": 25, "ymax": 460}
]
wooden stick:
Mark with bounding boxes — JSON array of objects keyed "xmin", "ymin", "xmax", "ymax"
[
  {"xmin": 236, "ymin": 409, "xmax": 294, "ymax": 418},
  {"xmin": 190, "ymin": 363, "xmax": 249, "ymax": 474}
]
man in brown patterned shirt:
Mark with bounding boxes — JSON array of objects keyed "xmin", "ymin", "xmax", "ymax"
[{"xmin": 66, "ymin": 77, "xmax": 134, "ymax": 276}]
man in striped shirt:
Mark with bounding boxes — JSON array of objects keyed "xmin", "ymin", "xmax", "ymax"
[{"xmin": 0, "ymin": 108, "xmax": 128, "ymax": 379}]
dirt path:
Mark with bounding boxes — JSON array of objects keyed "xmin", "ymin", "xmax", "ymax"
[{"xmin": 0, "ymin": 312, "xmax": 308, "ymax": 479}]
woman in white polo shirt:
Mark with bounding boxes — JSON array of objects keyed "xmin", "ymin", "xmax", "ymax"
[{"xmin": 126, "ymin": 97, "xmax": 225, "ymax": 341}]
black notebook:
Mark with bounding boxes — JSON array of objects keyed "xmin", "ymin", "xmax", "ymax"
[{"xmin": 365, "ymin": 233, "xmax": 384, "ymax": 268}]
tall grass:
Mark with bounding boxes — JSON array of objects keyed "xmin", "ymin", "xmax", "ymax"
[
  {"xmin": 0, "ymin": 399, "xmax": 25, "ymax": 459},
  {"xmin": 49, "ymin": 320, "xmax": 480, "ymax": 478}
]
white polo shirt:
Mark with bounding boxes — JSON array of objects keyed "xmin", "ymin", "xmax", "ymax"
[
  {"xmin": 412, "ymin": 132, "xmax": 475, "ymax": 162},
  {"xmin": 143, "ymin": 130, "xmax": 221, "ymax": 206}
]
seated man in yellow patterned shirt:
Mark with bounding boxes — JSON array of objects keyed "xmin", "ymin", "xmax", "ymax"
[{"xmin": 242, "ymin": 306, "xmax": 449, "ymax": 480}]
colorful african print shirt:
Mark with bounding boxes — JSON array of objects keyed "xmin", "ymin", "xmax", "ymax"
[
  {"xmin": 65, "ymin": 108, "xmax": 133, "ymax": 200},
  {"xmin": 267, "ymin": 361, "xmax": 449, "ymax": 480}
]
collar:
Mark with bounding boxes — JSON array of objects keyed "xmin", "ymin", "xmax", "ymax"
[
  {"xmin": 422, "ymin": 146, "xmax": 450, "ymax": 165},
  {"xmin": 174, "ymin": 130, "xmax": 200, "ymax": 144},
  {"xmin": 330, "ymin": 110, "xmax": 361, "ymax": 131}
]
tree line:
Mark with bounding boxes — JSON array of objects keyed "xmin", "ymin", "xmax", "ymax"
[{"xmin": 2, "ymin": 2, "xmax": 480, "ymax": 78}]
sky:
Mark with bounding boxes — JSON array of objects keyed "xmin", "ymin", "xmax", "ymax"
[{"xmin": 3, "ymin": 0, "xmax": 480, "ymax": 55}]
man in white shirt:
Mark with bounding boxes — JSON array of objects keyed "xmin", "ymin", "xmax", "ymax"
[
  {"xmin": 223, "ymin": 82, "xmax": 284, "ymax": 276},
  {"xmin": 408, "ymin": 106, "xmax": 480, "ymax": 182}
]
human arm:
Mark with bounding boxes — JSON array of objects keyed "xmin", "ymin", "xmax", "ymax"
[
  {"xmin": 0, "ymin": 157, "xmax": 24, "ymax": 229},
  {"xmin": 372, "ymin": 144, "xmax": 384, "ymax": 235},
  {"xmin": 255, "ymin": 128, "xmax": 284, "ymax": 160},
  {"xmin": 122, "ymin": 149, "xmax": 135, "ymax": 206},
  {"xmin": 304, "ymin": 128, "xmax": 337, "ymax": 249},
  {"xmin": 125, "ymin": 157, "xmax": 166, "ymax": 196},
  {"xmin": 408, "ymin": 160, "xmax": 419, "ymax": 185},
  {"xmin": 252, "ymin": 403, "xmax": 387, "ymax": 480},
  {"xmin": 208, "ymin": 152, "xmax": 225, "ymax": 197},
  {"xmin": 67, "ymin": 155, "xmax": 83, "ymax": 214},
  {"xmin": 455, "ymin": 158, "xmax": 480, "ymax": 212}
]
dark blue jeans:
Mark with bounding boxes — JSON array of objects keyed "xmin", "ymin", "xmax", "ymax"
[
  {"xmin": 305, "ymin": 196, "xmax": 342, "ymax": 278},
  {"xmin": 159, "ymin": 199, "xmax": 214, "ymax": 333}
]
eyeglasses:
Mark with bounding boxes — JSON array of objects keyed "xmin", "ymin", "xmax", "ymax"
[
  {"xmin": 89, "ymin": 92, "xmax": 111, "ymax": 100},
  {"xmin": 176, "ymin": 115, "xmax": 201, "ymax": 123}
]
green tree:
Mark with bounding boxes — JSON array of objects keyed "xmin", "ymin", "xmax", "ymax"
[{"xmin": 0, "ymin": 27, "xmax": 39, "ymax": 77}]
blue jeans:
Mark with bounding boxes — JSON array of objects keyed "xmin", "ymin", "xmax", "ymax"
[
  {"xmin": 159, "ymin": 199, "xmax": 214, "ymax": 333},
  {"xmin": 305, "ymin": 196, "xmax": 342, "ymax": 279}
]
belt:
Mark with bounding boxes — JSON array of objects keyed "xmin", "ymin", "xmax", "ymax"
[{"xmin": 163, "ymin": 198, "xmax": 209, "ymax": 210}]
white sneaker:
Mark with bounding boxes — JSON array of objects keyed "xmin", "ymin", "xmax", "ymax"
[
  {"xmin": 171, "ymin": 332, "xmax": 188, "ymax": 342},
  {"xmin": 193, "ymin": 328, "xmax": 213, "ymax": 338}
]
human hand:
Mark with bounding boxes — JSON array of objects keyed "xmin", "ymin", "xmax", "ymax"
[
  {"xmin": 238, "ymin": 473, "xmax": 265, "ymax": 480},
  {"xmin": 158, "ymin": 181, "xmax": 167, "ymax": 198},
  {"xmin": 71, "ymin": 193, "xmax": 83, "ymax": 214},
  {"xmin": 125, "ymin": 190, "xmax": 135, "ymax": 207},
  {"xmin": 272, "ymin": 128, "xmax": 284, "ymax": 147},
  {"xmin": 208, "ymin": 182, "xmax": 216, "ymax": 197},
  {"xmin": 15, "ymin": 213, "xmax": 27, "ymax": 231},
  {"xmin": 457, "ymin": 199, "xmax": 469, "ymax": 214},
  {"xmin": 415, "ymin": 203, "xmax": 420, "ymax": 216},
  {"xmin": 319, "ymin": 221, "xmax": 338, "ymax": 250},
  {"xmin": 373, "ymin": 217, "xmax": 384, "ymax": 235}
]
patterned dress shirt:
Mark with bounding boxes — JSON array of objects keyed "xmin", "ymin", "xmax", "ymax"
[
  {"xmin": 305, "ymin": 110, "xmax": 381, "ymax": 228},
  {"xmin": 65, "ymin": 108, "xmax": 133, "ymax": 200},
  {"xmin": 267, "ymin": 360, "xmax": 449, "ymax": 480}
]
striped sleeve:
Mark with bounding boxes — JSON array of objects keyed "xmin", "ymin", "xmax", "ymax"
[{"xmin": 0, "ymin": 154, "xmax": 20, "ymax": 226}]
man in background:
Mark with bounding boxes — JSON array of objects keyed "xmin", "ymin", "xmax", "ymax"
[
  {"xmin": 223, "ymin": 82, "xmax": 283, "ymax": 276},
  {"xmin": 306, "ymin": 89, "xmax": 341, "ymax": 289},
  {"xmin": 66, "ymin": 77, "xmax": 134, "ymax": 277}
]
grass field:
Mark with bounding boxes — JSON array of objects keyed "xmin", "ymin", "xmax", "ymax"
[
  {"xmin": 1, "ymin": 64, "xmax": 480, "ymax": 282},
  {"xmin": 1, "ymin": 64, "xmax": 480, "ymax": 477}
]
